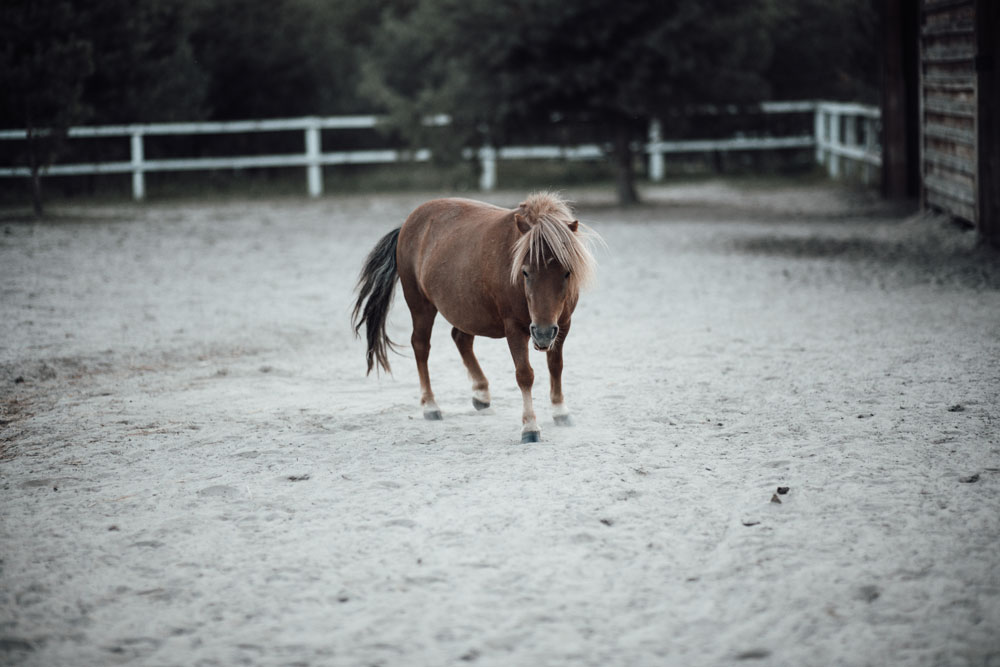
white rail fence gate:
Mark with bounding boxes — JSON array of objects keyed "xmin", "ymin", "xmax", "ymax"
[{"xmin": 0, "ymin": 101, "xmax": 879, "ymax": 200}]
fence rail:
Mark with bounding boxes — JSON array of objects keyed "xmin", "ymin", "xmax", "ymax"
[{"xmin": 0, "ymin": 101, "xmax": 879, "ymax": 200}]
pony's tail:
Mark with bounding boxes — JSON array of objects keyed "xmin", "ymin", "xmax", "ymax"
[{"xmin": 351, "ymin": 227, "xmax": 401, "ymax": 375}]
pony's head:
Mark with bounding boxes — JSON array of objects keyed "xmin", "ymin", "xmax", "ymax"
[{"xmin": 510, "ymin": 192, "xmax": 600, "ymax": 350}]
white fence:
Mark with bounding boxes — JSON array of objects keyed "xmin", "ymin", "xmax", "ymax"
[
  {"xmin": 0, "ymin": 101, "xmax": 879, "ymax": 200},
  {"xmin": 812, "ymin": 102, "xmax": 882, "ymax": 182}
]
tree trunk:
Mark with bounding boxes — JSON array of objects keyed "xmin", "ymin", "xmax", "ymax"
[
  {"xmin": 31, "ymin": 166, "xmax": 44, "ymax": 218},
  {"xmin": 26, "ymin": 127, "xmax": 45, "ymax": 218},
  {"xmin": 612, "ymin": 119, "xmax": 639, "ymax": 206}
]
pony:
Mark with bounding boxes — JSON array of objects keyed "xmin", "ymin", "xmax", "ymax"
[{"xmin": 352, "ymin": 191, "xmax": 600, "ymax": 443}]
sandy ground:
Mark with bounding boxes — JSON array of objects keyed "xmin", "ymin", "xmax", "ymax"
[{"xmin": 1, "ymin": 181, "xmax": 999, "ymax": 666}]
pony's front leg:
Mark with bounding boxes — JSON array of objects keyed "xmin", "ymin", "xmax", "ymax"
[
  {"xmin": 505, "ymin": 329, "xmax": 539, "ymax": 443},
  {"xmin": 547, "ymin": 339, "xmax": 572, "ymax": 426}
]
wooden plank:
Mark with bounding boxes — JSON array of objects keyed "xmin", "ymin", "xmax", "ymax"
[
  {"xmin": 499, "ymin": 145, "xmax": 604, "ymax": 160},
  {"xmin": 0, "ymin": 162, "xmax": 133, "ymax": 177},
  {"xmin": 921, "ymin": 44, "xmax": 976, "ymax": 63},
  {"xmin": 924, "ymin": 173, "xmax": 976, "ymax": 205},
  {"xmin": 920, "ymin": 21, "xmax": 974, "ymax": 37},
  {"xmin": 923, "ymin": 148, "xmax": 976, "ymax": 174},
  {"xmin": 817, "ymin": 102, "xmax": 881, "ymax": 118},
  {"xmin": 922, "ymin": 73, "xmax": 975, "ymax": 89},
  {"xmin": 649, "ymin": 135, "xmax": 816, "ymax": 154},
  {"xmin": 922, "ymin": 0, "xmax": 974, "ymax": 14},
  {"xmin": 923, "ymin": 96, "xmax": 976, "ymax": 117},
  {"xmin": 927, "ymin": 189, "xmax": 976, "ymax": 221},
  {"xmin": 922, "ymin": 122, "xmax": 976, "ymax": 145}
]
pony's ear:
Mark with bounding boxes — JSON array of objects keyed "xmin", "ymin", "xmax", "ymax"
[
  {"xmin": 514, "ymin": 212, "xmax": 531, "ymax": 234},
  {"xmin": 567, "ymin": 219, "xmax": 579, "ymax": 233}
]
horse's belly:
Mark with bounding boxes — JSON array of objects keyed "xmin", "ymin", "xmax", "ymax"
[
  {"xmin": 398, "ymin": 200, "xmax": 517, "ymax": 339},
  {"xmin": 432, "ymin": 297, "xmax": 506, "ymax": 339}
]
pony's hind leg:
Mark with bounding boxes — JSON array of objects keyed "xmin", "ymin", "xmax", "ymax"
[
  {"xmin": 408, "ymin": 299, "xmax": 441, "ymax": 420},
  {"xmin": 451, "ymin": 328, "xmax": 491, "ymax": 410}
]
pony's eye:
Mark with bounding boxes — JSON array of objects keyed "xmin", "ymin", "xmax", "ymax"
[
  {"xmin": 564, "ymin": 271, "xmax": 571, "ymax": 279},
  {"xmin": 522, "ymin": 269, "xmax": 529, "ymax": 278}
]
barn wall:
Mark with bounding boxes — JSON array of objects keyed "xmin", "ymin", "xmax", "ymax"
[{"xmin": 919, "ymin": 0, "xmax": 977, "ymax": 223}]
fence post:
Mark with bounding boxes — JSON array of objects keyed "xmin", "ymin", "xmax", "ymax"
[
  {"xmin": 843, "ymin": 114, "xmax": 857, "ymax": 179},
  {"xmin": 863, "ymin": 116, "xmax": 877, "ymax": 185},
  {"xmin": 479, "ymin": 144, "xmax": 497, "ymax": 191},
  {"xmin": 648, "ymin": 119, "xmax": 664, "ymax": 182},
  {"xmin": 130, "ymin": 131, "xmax": 145, "ymax": 201},
  {"xmin": 305, "ymin": 120, "xmax": 322, "ymax": 197},
  {"xmin": 814, "ymin": 106, "xmax": 825, "ymax": 167},
  {"xmin": 828, "ymin": 110, "xmax": 841, "ymax": 178}
]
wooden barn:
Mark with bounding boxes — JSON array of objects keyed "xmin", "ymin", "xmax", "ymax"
[{"xmin": 882, "ymin": 0, "xmax": 999, "ymax": 244}]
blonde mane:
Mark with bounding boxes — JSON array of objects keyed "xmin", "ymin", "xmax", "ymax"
[{"xmin": 510, "ymin": 191, "xmax": 600, "ymax": 290}]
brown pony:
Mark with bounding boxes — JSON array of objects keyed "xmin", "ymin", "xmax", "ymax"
[{"xmin": 352, "ymin": 191, "xmax": 599, "ymax": 443}]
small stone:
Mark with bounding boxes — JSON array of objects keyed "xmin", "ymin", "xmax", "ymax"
[
  {"xmin": 948, "ymin": 404, "xmax": 965, "ymax": 412},
  {"xmin": 776, "ymin": 486, "xmax": 790, "ymax": 495},
  {"xmin": 857, "ymin": 584, "xmax": 880, "ymax": 602},
  {"xmin": 735, "ymin": 649, "xmax": 771, "ymax": 660},
  {"xmin": 770, "ymin": 493, "xmax": 782, "ymax": 504},
  {"xmin": 958, "ymin": 473, "xmax": 979, "ymax": 484}
]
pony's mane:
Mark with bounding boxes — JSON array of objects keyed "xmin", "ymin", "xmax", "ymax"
[{"xmin": 510, "ymin": 191, "xmax": 600, "ymax": 290}]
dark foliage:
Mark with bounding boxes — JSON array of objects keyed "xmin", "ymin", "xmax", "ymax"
[{"xmin": 0, "ymin": 0, "xmax": 880, "ymax": 208}]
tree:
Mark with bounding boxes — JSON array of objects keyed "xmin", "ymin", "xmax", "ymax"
[
  {"xmin": 364, "ymin": 0, "xmax": 776, "ymax": 204},
  {"xmin": 78, "ymin": 0, "xmax": 208, "ymax": 123},
  {"xmin": 0, "ymin": 0, "xmax": 93, "ymax": 216},
  {"xmin": 190, "ymin": 0, "xmax": 396, "ymax": 120},
  {"xmin": 766, "ymin": 0, "xmax": 880, "ymax": 104}
]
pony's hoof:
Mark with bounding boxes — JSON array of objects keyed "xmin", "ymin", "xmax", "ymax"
[
  {"xmin": 424, "ymin": 410, "xmax": 443, "ymax": 421},
  {"xmin": 521, "ymin": 431, "xmax": 541, "ymax": 444},
  {"xmin": 472, "ymin": 398, "xmax": 491, "ymax": 411},
  {"xmin": 553, "ymin": 414, "xmax": 573, "ymax": 426}
]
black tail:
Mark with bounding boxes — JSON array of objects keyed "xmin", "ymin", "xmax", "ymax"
[{"xmin": 352, "ymin": 227, "xmax": 401, "ymax": 375}]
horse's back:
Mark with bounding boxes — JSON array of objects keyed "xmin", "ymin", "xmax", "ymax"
[
  {"xmin": 396, "ymin": 197, "xmax": 518, "ymax": 336},
  {"xmin": 398, "ymin": 197, "xmax": 512, "ymax": 269},
  {"xmin": 402, "ymin": 197, "xmax": 508, "ymax": 236}
]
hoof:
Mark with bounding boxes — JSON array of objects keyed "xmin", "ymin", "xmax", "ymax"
[
  {"xmin": 553, "ymin": 414, "xmax": 573, "ymax": 426},
  {"xmin": 472, "ymin": 398, "xmax": 491, "ymax": 411},
  {"xmin": 424, "ymin": 410, "xmax": 443, "ymax": 421},
  {"xmin": 521, "ymin": 431, "xmax": 541, "ymax": 444}
]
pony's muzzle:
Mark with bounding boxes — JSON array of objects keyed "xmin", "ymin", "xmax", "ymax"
[{"xmin": 530, "ymin": 324, "xmax": 559, "ymax": 350}]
